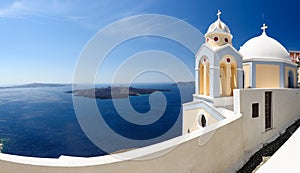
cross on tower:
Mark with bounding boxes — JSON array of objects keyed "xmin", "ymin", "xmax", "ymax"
[
  {"xmin": 261, "ymin": 23, "xmax": 268, "ymax": 33},
  {"xmin": 217, "ymin": 10, "xmax": 221, "ymax": 20}
]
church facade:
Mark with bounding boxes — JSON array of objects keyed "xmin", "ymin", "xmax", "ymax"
[
  {"xmin": 181, "ymin": 11, "xmax": 300, "ymax": 172},
  {"xmin": 183, "ymin": 10, "xmax": 298, "ymax": 135}
]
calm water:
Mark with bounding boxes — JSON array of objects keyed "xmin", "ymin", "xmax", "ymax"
[{"xmin": 0, "ymin": 83, "xmax": 194, "ymax": 158}]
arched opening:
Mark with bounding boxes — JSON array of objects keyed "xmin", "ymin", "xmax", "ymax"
[
  {"xmin": 205, "ymin": 62, "xmax": 210, "ymax": 95},
  {"xmin": 201, "ymin": 114, "xmax": 207, "ymax": 127},
  {"xmin": 231, "ymin": 63, "xmax": 237, "ymax": 94},
  {"xmin": 199, "ymin": 63, "xmax": 204, "ymax": 94},
  {"xmin": 198, "ymin": 57, "xmax": 210, "ymax": 96},
  {"xmin": 220, "ymin": 62, "xmax": 226, "ymax": 96},
  {"xmin": 288, "ymin": 70, "xmax": 294, "ymax": 88},
  {"xmin": 198, "ymin": 114, "xmax": 207, "ymax": 127},
  {"xmin": 220, "ymin": 57, "xmax": 237, "ymax": 96}
]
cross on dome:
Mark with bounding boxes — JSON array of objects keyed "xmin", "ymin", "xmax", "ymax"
[
  {"xmin": 261, "ymin": 23, "xmax": 268, "ymax": 34},
  {"xmin": 206, "ymin": 10, "xmax": 231, "ymax": 37},
  {"xmin": 217, "ymin": 10, "xmax": 221, "ymax": 20}
]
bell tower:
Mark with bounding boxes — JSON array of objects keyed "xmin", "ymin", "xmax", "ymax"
[{"xmin": 194, "ymin": 10, "xmax": 243, "ymax": 104}]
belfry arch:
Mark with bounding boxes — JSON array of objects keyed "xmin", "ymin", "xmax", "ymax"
[
  {"xmin": 219, "ymin": 56, "xmax": 237, "ymax": 96},
  {"xmin": 199, "ymin": 57, "xmax": 210, "ymax": 96}
]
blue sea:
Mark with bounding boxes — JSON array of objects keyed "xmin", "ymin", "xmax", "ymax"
[{"xmin": 0, "ymin": 83, "xmax": 194, "ymax": 158}]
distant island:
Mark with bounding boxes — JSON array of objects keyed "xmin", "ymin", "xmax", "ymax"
[
  {"xmin": 171, "ymin": 81, "xmax": 195, "ymax": 86},
  {"xmin": 0, "ymin": 83, "xmax": 70, "ymax": 89},
  {"xmin": 66, "ymin": 86, "xmax": 170, "ymax": 99}
]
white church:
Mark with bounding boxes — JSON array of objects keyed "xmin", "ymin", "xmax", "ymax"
[
  {"xmin": 183, "ymin": 10, "xmax": 298, "ymax": 133},
  {"xmin": 0, "ymin": 11, "xmax": 299, "ymax": 173},
  {"xmin": 182, "ymin": 10, "xmax": 300, "ymax": 172}
]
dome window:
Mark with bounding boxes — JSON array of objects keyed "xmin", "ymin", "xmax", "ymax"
[
  {"xmin": 206, "ymin": 37, "xmax": 209, "ymax": 42},
  {"xmin": 214, "ymin": 36, "xmax": 219, "ymax": 42},
  {"xmin": 224, "ymin": 38, "xmax": 228, "ymax": 43}
]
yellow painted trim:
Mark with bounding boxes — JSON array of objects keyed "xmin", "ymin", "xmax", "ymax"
[
  {"xmin": 256, "ymin": 64, "xmax": 280, "ymax": 88},
  {"xmin": 243, "ymin": 64, "xmax": 250, "ymax": 88}
]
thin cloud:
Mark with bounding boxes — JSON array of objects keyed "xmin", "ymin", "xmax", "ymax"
[
  {"xmin": 0, "ymin": 0, "xmax": 158, "ymax": 30},
  {"xmin": 0, "ymin": 1, "xmax": 28, "ymax": 18},
  {"xmin": 101, "ymin": 14, "xmax": 204, "ymax": 53},
  {"xmin": 0, "ymin": 0, "xmax": 72, "ymax": 22}
]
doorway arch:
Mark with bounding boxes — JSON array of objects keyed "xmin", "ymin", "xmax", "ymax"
[{"xmin": 220, "ymin": 56, "xmax": 237, "ymax": 96}]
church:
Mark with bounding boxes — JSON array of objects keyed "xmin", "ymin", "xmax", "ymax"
[
  {"xmin": 180, "ymin": 10, "xmax": 300, "ymax": 172},
  {"xmin": 183, "ymin": 10, "xmax": 298, "ymax": 134}
]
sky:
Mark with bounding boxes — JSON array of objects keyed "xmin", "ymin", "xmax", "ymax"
[{"xmin": 0, "ymin": 0, "xmax": 299, "ymax": 84}]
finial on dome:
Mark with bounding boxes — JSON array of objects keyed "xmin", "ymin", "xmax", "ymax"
[
  {"xmin": 261, "ymin": 23, "xmax": 268, "ymax": 34},
  {"xmin": 217, "ymin": 10, "xmax": 221, "ymax": 20}
]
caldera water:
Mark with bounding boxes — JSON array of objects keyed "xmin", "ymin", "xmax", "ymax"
[{"xmin": 0, "ymin": 83, "xmax": 194, "ymax": 158}]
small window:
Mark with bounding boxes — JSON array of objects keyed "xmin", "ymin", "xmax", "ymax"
[
  {"xmin": 201, "ymin": 115, "xmax": 206, "ymax": 127},
  {"xmin": 265, "ymin": 92, "xmax": 272, "ymax": 130},
  {"xmin": 226, "ymin": 57, "xmax": 231, "ymax": 63},
  {"xmin": 224, "ymin": 38, "xmax": 228, "ymax": 43},
  {"xmin": 197, "ymin": 114, "xmax": 207, "ymax": 127},
  {"xmin": 214, "ymin": 36, "xmax": 219, "ymax": 42},
  {"xmin": 252, "ymin": 103, "xmax": 259, "ymax": 118}
]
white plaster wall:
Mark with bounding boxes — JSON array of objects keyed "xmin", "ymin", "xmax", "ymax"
[
  {"xmin": 182, "ymin": 100, "xmax": 226, "ymax": 134},
  {"xmin": 183, "ymin": 108, "xmax": 218, "ymax": 133},
  {"xmin": 0, "ymin": 115, "xmax": 244, "ymax": 173},
  {"xmin": 234, "ymin": 89, "xmax": 300, "ymax": 154},
  {"xmin": 213, "ymin": 96, "xmax": 233, "ymax": 110}
]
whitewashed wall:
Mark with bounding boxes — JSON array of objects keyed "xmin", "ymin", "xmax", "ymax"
[{"xmin": 234, "ymin": 88, "xmax": 300, "ymax": 155}]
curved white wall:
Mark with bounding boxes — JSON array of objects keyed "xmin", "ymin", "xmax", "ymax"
[{"xmin": 0, "ymin": 115, "xmax": 243, "ymax": 173}]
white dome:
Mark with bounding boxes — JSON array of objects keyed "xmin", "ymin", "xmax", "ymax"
[
  {"xmin": 239, "ymin": 32, "xmax": 291, "ymax": 62},
  {"xmin": 206, "ymin": 19, "xmax": 231, "ymax": 35}
]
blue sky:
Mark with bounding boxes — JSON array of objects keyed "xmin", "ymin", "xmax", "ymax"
[{"xmin": 0, "ymin": 0, "xmax": 299, "ymax": 84}]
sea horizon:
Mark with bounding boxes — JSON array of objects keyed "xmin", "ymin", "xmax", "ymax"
[{"xmin": 0, "ymin": 82, "xmax": 194, "ymax": 158}]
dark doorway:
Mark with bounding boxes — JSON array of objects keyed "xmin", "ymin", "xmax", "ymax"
[
  {"xmin": 288, "ymin": 70, "xmax": 294, "ymax": 88},
  {"xmin": 265, "ymin": 91, "xmax": 272, "ymax": 130}
]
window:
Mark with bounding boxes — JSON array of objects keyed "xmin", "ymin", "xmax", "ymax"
[
  {"xmin": 224, "ymin": 38, "xmax": 228, "ymax": 43},
  {"xmin": 226, "ymin": 57, "xmax": 231, "ymax": 63},
  {"xmin": 252, "ymin": 103, "xmax": 259, "ymax": 118},
  {"xmin": 214, "ymin": 36, "xmax": 219, "ymax": 42},
  {"xmin": 265, "ymin": 91, "xmax": 272, "ymax": 130},
  {"xmin": 197, "ymin": 114, "xmax": 207, "ymax": 127},
  {"xmin": 201, "ymin": 114, "xmax": 206, "ymax": 127}
]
